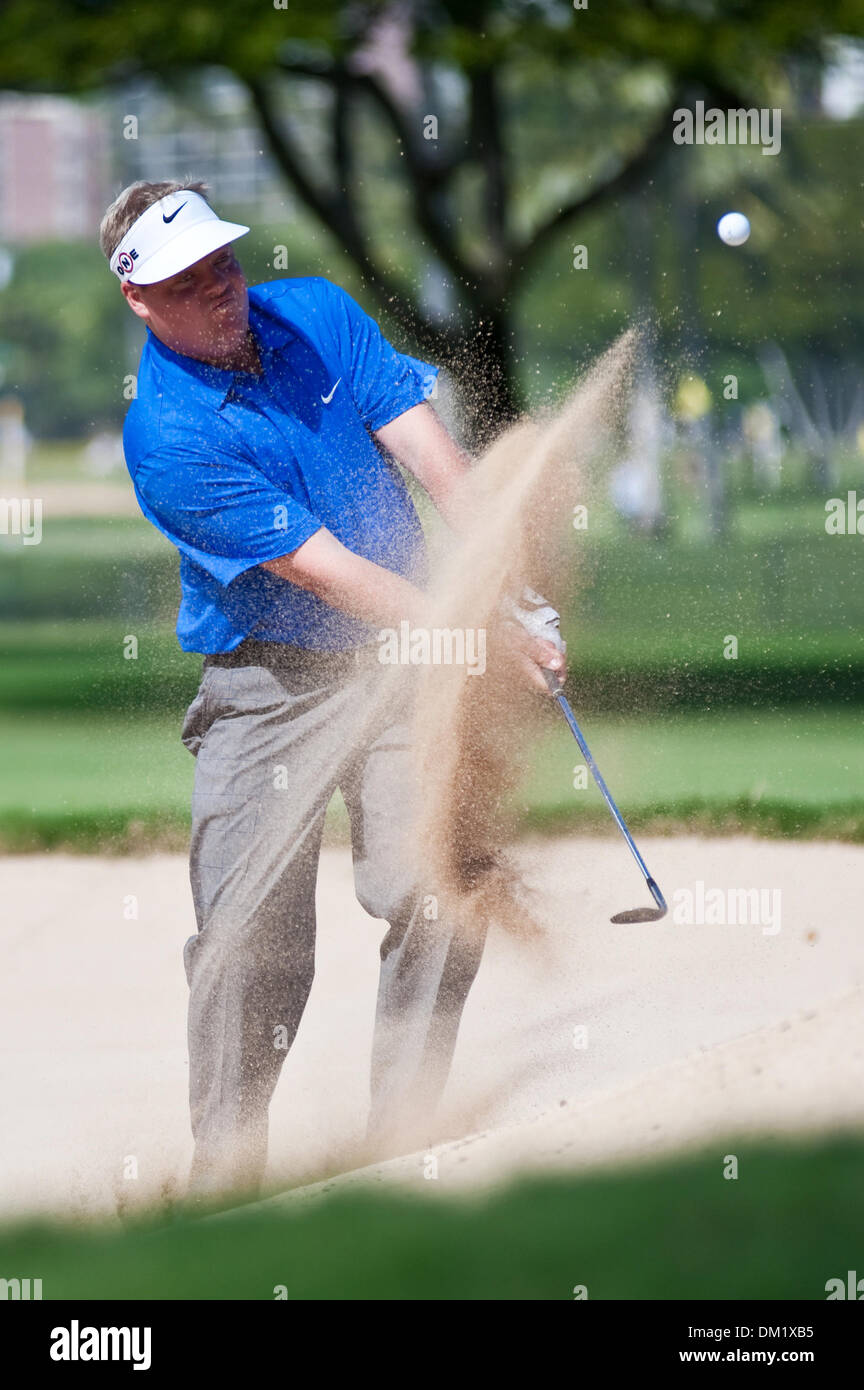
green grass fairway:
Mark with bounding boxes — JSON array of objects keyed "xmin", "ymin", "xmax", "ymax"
[
  {"xmin": 0, "ymin": 714, "xmax": 193, "ymax": 851},
  {"xmin": 1, "ymin": 1135, "xmax": 861, "ymax": 1299},
  {"xmin": 517, "ymin": 705, "xmax": 864, "ymax": 839},
  {"xmin": 2, "ymin": 704, "xmax": 863, "ymax": 850}
]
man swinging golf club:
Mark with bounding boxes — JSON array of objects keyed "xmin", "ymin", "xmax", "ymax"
[{"xmin": 100, "ymin": 179, "xmax": 567, "ymax": 1195}]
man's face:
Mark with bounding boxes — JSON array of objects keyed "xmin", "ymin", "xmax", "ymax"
[{"xmin": 121, "ymin": 244, "xmax": 250, "ymax": 364}]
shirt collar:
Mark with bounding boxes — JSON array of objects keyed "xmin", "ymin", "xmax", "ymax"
[{"xmin": 144, "ymin": 295, "xmax": 298, "ymax": 408}]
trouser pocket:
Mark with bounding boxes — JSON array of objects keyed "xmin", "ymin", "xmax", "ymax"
[{"xmin": 180, "ymin": 667, "xmax": 215, "ymax": 757}]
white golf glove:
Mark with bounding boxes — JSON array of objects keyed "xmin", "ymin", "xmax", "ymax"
[{"xmin": 500, "ymin": 585, "xmax": 566, "ymax": 659}]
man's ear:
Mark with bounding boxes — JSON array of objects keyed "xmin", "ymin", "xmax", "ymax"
[{"xmin": 121, "ymin": 281, "xmax": 150, "ymax": 323}]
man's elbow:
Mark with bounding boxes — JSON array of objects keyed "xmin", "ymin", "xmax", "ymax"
[{"xmin": 260, "ymin": 527, "xmax": 339, "ymax": 596}]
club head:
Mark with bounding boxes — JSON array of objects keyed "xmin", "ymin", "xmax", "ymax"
[
  {"xmin": 610, "ymin": 877, "xmax": 668, "ymax": 924},
  {"xmin": 610, "ymin": 905, "xmax": 667, "ymax": 923}
]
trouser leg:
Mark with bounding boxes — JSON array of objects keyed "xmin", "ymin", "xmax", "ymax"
[
  {"xmin": 183, "ymin": 816, "xmax": 324, "ymax": 1194},
  {"xmin": 180, "ymin": 657, "xmax": 344, "ymax": 1193},
  {"xmin": 368, "ymin": 904, "xmax": 487, "ymax": 1145},
  {"xmin": 339, "ymin": 700, "xmax": 487, "ymax": 1146}
]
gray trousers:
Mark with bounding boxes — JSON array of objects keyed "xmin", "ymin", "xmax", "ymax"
[{"xmin": 179, "ymin": 638, "xmax": 486, "ymax": 1192}]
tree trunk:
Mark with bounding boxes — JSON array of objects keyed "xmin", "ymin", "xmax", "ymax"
[{"xmin": 440, "ymin": 309, "xmax": 520, "ymax": 452}]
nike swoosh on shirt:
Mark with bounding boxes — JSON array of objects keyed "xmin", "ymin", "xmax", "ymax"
[
  {"xmin": 162, "ymin": 203, "xmax": 187, "ymax": 223},
  {"xmin": 321, "ymin": 378, "xmax": 341, "ymax": 404}
]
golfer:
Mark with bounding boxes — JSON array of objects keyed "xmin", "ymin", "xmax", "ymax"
[{"xmin": 100, "ymin": 179, "xmax": 566, "ymax": 1194}]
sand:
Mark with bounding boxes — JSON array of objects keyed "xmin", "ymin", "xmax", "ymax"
[
  {"xmin": 1, "ymin": 834, "xmax": 862, "ymax": 1220},
  {"xmin": 407, "ymin": 332, "xmax": 637, "ymax": 934}
]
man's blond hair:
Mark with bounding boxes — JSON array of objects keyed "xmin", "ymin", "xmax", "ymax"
[{"xmin": 98, "ymin": 178, "xmax": 210, "ymax": 261}]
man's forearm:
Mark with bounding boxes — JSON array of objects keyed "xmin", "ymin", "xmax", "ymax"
[
  {"xmin": 374, "ymin": 403, "xmax": 475, "ymax": 535},
  {"xmin": 260, "ymin": 527, "xmax": 430, "ymax": 630},
  {"xmin": 261, "ymin": 525, "xmax": 564, "ymax": 693}
]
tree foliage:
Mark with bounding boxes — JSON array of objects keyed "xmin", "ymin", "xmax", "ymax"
[{"xmin": 1, "ymin": 0, "xmax": 863, "ymax": 429}]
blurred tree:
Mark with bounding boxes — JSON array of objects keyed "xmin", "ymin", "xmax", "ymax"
[
  {"xmin": 0, "ymin": 243, "xmax": 125, "ymax": 439},
  {"xmin": 1, "ymin": 0, "xmax": 863, "ymax": 440}
]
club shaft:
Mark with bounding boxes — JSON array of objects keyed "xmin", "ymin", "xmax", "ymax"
[{"xmin": 544, "ymin": 672, "xmax": 665, "ymax": 907}]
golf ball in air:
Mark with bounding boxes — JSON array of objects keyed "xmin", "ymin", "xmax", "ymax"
[{"xmin": 717, "ymin": 212, "xmax": 751, "ymax": 246}]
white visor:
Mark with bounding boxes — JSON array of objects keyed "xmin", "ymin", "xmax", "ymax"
[{"xmin": 109, "ymin": 190, "xmax": 249, "ymax": 285}]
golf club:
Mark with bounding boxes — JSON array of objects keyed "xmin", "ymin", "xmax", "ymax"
[
  {"xmin": 541, "ymin": 667, "xmax": 668, "ymax": 922},
  {"xmin": 506, "ymin": 587, "xmax": 668, "ymax": 922}
]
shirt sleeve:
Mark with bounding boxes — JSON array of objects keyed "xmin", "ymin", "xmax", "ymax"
[
  {"xmin": 319, "ymin": 280, "xmax": 439, "ymax": 431},
  {"xmin": 132, "ymin": 443, "xmax": 323, "ymax": 587}
]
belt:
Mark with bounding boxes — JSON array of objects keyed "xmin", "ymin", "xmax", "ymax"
[{"xmin": 203, "ymin": 636, "xmax": 381, "ymax": 670}]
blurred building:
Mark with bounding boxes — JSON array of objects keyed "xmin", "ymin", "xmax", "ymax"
[
  {"xmin": 0, "ymin": 76, "xmax": 294, "ymax": 248},
  {"xmin": 106, "ymin": 75, "xmax": 294, "ymax": 219},
  {"xmin": 0, "ymin": 94, "xmax": 111, "ymax": 243}
]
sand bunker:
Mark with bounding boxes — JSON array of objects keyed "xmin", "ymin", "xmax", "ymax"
[{"xmin": 1, "ymin": 836, "xmax": 861, "ymax": 1219}]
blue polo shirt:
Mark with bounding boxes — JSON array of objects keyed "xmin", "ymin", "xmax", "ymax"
[{"xmin": 123, "ymin": 276, "xmax": 438, "ymax": 652}]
